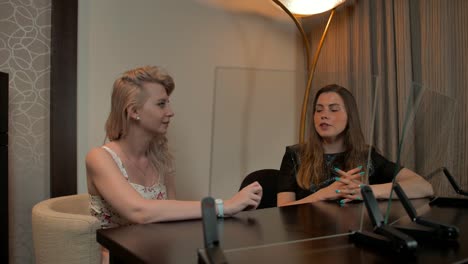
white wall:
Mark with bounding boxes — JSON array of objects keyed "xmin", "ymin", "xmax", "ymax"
[{"xmin": 77, "ymin": 0, "xmax": 302, "ymax": 200}]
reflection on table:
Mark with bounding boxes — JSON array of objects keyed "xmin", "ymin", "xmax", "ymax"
[{"xmin": 97, "ymin": 198, "xmax": 468, "ymax": 264}]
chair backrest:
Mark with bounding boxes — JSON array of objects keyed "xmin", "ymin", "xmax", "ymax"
[
  {"xmin": 32, "ymin": 193, "xmax": 101, "ymax": 264},
  {"xmin": 239, "ymin": 169, "xmax": 279, "ymax": 209}
]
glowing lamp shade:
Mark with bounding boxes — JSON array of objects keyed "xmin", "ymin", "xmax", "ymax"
[{"xmin": 278, "ymin": 0, "xmax": 346, "ymax": 16}]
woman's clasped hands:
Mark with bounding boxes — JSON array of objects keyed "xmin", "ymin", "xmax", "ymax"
[{"xmin": 314, "ymin": 166, "xmax": 366, "ymax": 204}]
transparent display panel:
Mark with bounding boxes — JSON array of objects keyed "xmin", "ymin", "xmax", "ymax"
[
  {"xmin": 384, "ymin": 82, "xmax": 456, "ymax": 223},
  {"xmin": 397, "ymin": 83, "xmax": 456, "ymax": 183},
  {"xmin": 209, "ymin": 67, "xmax": 304, "ymax": 198},
  {"xmin": 209, "ymin": 68, "xmax": 380, "ymax": 248}
]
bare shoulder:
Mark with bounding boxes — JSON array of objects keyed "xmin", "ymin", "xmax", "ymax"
[
  {"xmin": 85, "ymin": 147, "xmax": 115, "ymax": 176},
  {"xmin": 86, "ymin": 147, "xmax": 107, "ymax": 165}
]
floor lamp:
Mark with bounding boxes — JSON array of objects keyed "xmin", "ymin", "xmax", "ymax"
[{"xmin": 272, "ymin": 0, "xmax": 346, "ymax": 143}]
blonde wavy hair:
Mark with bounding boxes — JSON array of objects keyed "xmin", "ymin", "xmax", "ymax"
[
  {"xmin": 105, "ymin": 65, "xmax": 175, "ymax": 178},
  {"xmin": 297, "ymin": 84, "xmax": 368, "ymax": 189}
]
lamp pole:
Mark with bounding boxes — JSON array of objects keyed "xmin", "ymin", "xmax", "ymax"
[{"xmin": 273, "ymin": 0, "xmax": 336, "ymax": 143}]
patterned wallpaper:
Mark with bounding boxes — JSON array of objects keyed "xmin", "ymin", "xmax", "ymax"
[{"xmin": 0, "ymin": 0, "xmax": 51, "ymax": 263}]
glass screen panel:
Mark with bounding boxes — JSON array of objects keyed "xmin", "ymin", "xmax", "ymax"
[
  {"xmin": 384, "ymin": 82, "xmax": 456, "ymax": 223},
  {"xmin": 209, "ymin": 68, "xmax": 380, "ymax": 250},
  {"xmin": 209, "ymin": 66, "xmax": 304, "ymax": 199}
]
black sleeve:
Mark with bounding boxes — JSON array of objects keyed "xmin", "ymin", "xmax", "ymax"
[
  {"xmin": 277, "ymin": 147, "xmax": 299, "ymax": 193},
  {"xmin": 369, "ymin": 149, "xmax": 403, "ymax": 184}
]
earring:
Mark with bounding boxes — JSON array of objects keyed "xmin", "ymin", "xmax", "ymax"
[{"xmin": 136, "ymin": 116, "xmax": 140, "ymax": 120}]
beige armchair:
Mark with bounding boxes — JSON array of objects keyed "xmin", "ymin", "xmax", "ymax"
[{"xmin": 32, "ymin": 193, "xmax": 101, "ymax": 264}]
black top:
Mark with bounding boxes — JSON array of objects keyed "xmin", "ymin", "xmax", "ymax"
[{"xmin": 278, "ymin": 144, "xmax": 402, "ymax": 200}]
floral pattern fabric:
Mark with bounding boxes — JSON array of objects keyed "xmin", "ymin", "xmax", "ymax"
[{"xmin": 89, "ymin": 146, "xmax": 168, "ymax": 229}]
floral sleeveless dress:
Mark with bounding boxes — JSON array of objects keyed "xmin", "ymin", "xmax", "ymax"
[{"xmin": 89, "ymin": 146, "xmax": 168, "ymax": 228}]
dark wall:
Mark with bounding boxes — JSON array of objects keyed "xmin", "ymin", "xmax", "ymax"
[
  {"xmin": 0, "ymin": 71, "xmax": 9, "ymax": 262},
  {"xmin": 50, "ymin": 0, "xmax": 78, "ymax": 197}
]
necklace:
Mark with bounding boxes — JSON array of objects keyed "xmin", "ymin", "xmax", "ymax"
[
  {"xmin": 129, "ymin": 158, "xmax": 150, "ymax": 178},
  {"xmin": 121, "ymin": 149, "xmax": 152, "ymax": 179}
]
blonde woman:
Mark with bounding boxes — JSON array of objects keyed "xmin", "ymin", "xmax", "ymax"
[{"xmin": 86, "ymin": 66, "xmax": 262, "ymax": 263}]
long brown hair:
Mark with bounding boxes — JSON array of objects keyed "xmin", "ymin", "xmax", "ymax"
[
  {"xmin": 105, "ymin": 65, "xmax": 175, "ymax": 179},
  {"xmin": 297, "ymin": 84, "xmax": 368, "ymax": 189}
]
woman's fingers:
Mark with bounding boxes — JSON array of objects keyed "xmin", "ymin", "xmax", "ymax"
[
  {"xmin": 334, "ymin": 187, "xmax": 360, "ymax": 196},
  {"xmin": 334, "ymin": 177, "xmax": 360, "ymax": 189},
  {"xmin": 335, "ymin": 167, "xmax": 366, "ymax": 188},
  {"xmin": 245, "ymin": 181, "xmax": 263, "ymax": 194},
  {"xmin": 251, "ymin": 193, "xmax": 262, "ymax": 203},
  {"xmin": 335, "ymin": 166, "xmax": 365, "ymax": 178},
  {"xmin": 332, "ymin": 171, "xmax": 365, "ymax": 204},
  {"xmin": 346, "ymin": 166, "xmax": 364, "ymax": 175},
  {"xmin": 228, "ymin": 181, "xmax": 264, "ymax": 213},
  {"xmin": 245, "ymin": 193, "xmax": 262, "ymax": 210},
  {"xmin": 242, "ymin": 182, "xmax": 263, "ymax": 210},
  {"xmin": 336, "ymin": 193, "xmax": 363, "ymax": 205},
  {"xmin": 333, "ymin": 168, "xmax": 348, "ymax": 177}
]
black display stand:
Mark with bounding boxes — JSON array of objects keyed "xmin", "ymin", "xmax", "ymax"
[
  {"xmin": 441, "ymin": 167, "xmax": 468, "ymax": 196},
  {"xmin": 351, "ymin": 183, "xmax": 460, "ymax": 253},
  {"xmin": 350, "ymin": 185, "xmax": 418, "ymax": 254},
  {"xmin": 392, "ymin": 183, "xmax": 459, "ymax": 243},
  {"xmin": 430, "ymin": 167, "xmax": 468, "ymax": 207},
  {"xmin": 198, "ymin": 197, "xmax": 228, "ymax": 264}
]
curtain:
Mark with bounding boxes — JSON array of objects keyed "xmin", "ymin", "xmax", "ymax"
[{"xmin": 303, "ymin": 0, "xmax": 468, "ymax": 196}]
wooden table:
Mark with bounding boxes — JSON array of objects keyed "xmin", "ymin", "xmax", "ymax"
[{"xmin": 97, "ymin": 198, "xmax": 468, "ymax": 263}]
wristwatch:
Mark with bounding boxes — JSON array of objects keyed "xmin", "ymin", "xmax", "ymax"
[{"xmin": 215, "ymin": 198, "xmax": 224, "ymax": 218}]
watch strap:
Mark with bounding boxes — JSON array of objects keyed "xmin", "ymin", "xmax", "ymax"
[{"xmin": 215, "ymin": 199, "xmax": 224, "ymax": 218}]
